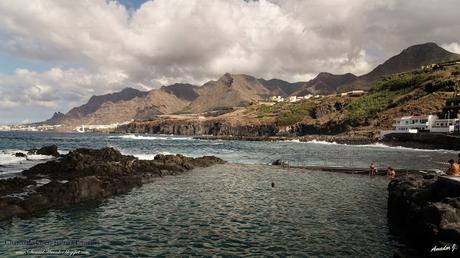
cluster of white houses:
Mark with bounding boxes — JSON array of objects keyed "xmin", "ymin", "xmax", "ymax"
[
  {"xmin": 381, "ymin": 95, "xmax": 460, "ymax": 136},
  {"xmin": 380, "ymin": 115, "xmax": 460, "ymax": 136},
  {"xmin": 268, "ymin": 90, "xmax": 366, "ymax": 103},
  {"xmin": 269, "ymin": 94, "xmax": 317, "ymax": 103}
]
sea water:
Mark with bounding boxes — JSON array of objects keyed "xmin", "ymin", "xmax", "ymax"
[{"xmin": 0, "ymin": 131, "xmax": 456, "ymax": 256}]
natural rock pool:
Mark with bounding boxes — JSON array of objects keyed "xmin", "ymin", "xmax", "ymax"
[
  {"xmin": 2, "ymin": 164, "xmax": 397, "ymax": 257},
  {"xmin": 1, "ymin": 131, "xmax": 457, "ymax": 256}
]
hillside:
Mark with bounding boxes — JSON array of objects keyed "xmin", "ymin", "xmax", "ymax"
[
  {"xmin": 293, "ymin": 72, "xmax": 358, "ymax": 95},
  {"xmin": 339, "ymin": 42, "xmax": 460, "ymax": 92},
  {"xmin": 74, "ymin": 90, "xmax": 190, "ymax": 124},
  {"xmin": 185, "ymin": 73, "xmax": 272, "ymax": 113},
  {"xmin": 118, "ymin": 62, "xmax": 460, "ymax": 139}
]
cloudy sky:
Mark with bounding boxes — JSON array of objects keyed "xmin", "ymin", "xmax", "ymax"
[{"xmin": 0, "ymin": 0, "xmax": 460, "ymax": 124}]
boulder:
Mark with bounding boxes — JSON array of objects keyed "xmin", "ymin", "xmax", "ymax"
[
  {"xmin": 0, "ymin": 177, "xmax": 36, "ymax": 195},
  {"xmin": 36, "ymin": 145, "xmax": 60, "ymax": 157},
  {"xmin": 14, "ymin": 152, "xmax": 27, "ymax": 158},
  {"xmin": 388, "ymin": 176, "xmax": 460, "ymax": 255}
]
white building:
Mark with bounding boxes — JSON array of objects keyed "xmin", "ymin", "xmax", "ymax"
[
  {"xmin": 288, "ymin": 96, "xmax": 298, "ymax": 102},
  {"xmin": 300, "ymin": 94, "xmax": 313, "ymax": 100},
  {"xmin": 431, "ymin": 118, "xmax": 459, "ymax": 133},
  {"xmin": 380, "ymin": 115, "xmax": 437, "ymax": 137},
  {"xmin": 269, "ymin": 96, "xmax": 284, "ymax": 102},
  {"xmin": 340, "ymin": 90, "xmax": 366, "ymax": 97}
]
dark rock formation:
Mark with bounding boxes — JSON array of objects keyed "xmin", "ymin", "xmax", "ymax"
[
  {"xmin": 382, "ymin": 133, "xmax": 460, "ymax": 151},
  {"xmin": 14, "ymin": 152, "xmax": 27, "ymax": 158},
  {"xmin": 0, "ymin": 178, "xmax": 36, "ymax": 196},
  {"xmin": 118, "ymin": 119, "xmax": 279, "ymax": 137},
  {"xmin": 36, "ymin": 145, "xmax": 60, "ymax": 157},
  {"xmin": 0, "ymin": 147, "xmax": 225, "ymax": 221},
  {"xmin": 388, "ymin": 176, "xmax": 460, "ymax": 255},
  {"xmin": 272, "ymin": 159, "xmax": 286, "ymax": 166}
]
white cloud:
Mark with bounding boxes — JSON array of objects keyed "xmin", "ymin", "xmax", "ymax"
[
  {"xmin": 442, "ymin": 43, "xmax": 460, "ymax": 54},
  {"xmin": 0, "ymin": 67, "xmax": 131, "ymax": 110},
  {"xmin": 0, "ymin": 0, "xmax": 459, "ymax": 122}
]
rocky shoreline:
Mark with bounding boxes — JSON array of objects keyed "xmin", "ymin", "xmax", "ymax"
[
  {"xmin": 388, "ymin": 175, "xmax": 460, "ymax": 256},
  {"xmin": 382, "ymin": 133, "xmax": 460, "ymax": 151},
  {"xmin": 115, "ymin": 120, "xmax": 460, "ymax": 150},
  {"xmin": 195, "ymin": 134, "xmax": 376, "ymax": 145},
  {"xmin": 0, "ymin": 146, "xmax": 225, "ymax": 221}
]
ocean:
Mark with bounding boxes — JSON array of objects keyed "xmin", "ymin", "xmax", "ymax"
[{"xmin": 0, "ymin": 131, "xmax": 457, "ymax": 256}]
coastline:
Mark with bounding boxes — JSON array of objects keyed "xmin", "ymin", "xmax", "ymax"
[
  {"xmin": 194, "ymin": 134, "xmax": 376, "ymax": 145},
  {"xmin": 1, "ymin": 142, "xmax": 454, "ymax": 256},
  {"xmin": 3, "ymin": 128, "xmax": 460, "ymax": 152}
]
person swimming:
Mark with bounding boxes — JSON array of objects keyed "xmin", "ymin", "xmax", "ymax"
[
  {"xmin": 387, "ymin": 167, "xmax": 396, "ymax": 179},
  {"xmin": 446, "ymin": 159, "xmax": 460, "ymax": 176},
  {"xmin": 369, "ymin": 162, "xmax": 377, "ymax": 176}
]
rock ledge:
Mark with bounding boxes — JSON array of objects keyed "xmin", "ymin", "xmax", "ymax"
[{"xmin": 0, "ymin": 147, "xmax": 225, "ymax": 221}]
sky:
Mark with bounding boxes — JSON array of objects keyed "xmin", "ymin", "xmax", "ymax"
[{"xmin": 1, "ymin": 0, "xmax": 460, "ymax": 124}]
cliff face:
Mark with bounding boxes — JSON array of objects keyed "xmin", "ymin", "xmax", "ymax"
[
  {"xmin": 115, "ymin": 114, "xmax": 352, "ymax": 138},
  {"xmin": 117, "ymin": 119, "xmax": 280, "ymax": 137}
]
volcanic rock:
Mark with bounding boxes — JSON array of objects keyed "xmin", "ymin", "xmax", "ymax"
[
  {"xmin": 0, "ymin": 147, "xmax": 225, "ymax": 221},
  {"xmin": 14, "ymin": 152, "xmax": 27, "ymax": 158},
  {"xmin": 36, "ymin": 145, "xmax": 60, "ymax": 157},
  {"xmin": 388, "ymin": 176, "xmax": 460, "ymax": 255}
]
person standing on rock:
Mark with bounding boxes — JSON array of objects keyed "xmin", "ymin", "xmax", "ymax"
[{"xmin": 446, "ymin": 159, "xmax": 460, "ymax": 176}]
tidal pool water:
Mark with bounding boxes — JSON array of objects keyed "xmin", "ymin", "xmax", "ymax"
[
  {"xmin": 0, "ymin": 131, "xmax": 456, "ymax": 256},
  {"xmin": 1, "ymin": 164, "xmax": 397, "ymax": 257}
]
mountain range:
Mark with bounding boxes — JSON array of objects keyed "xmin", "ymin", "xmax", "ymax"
[{"xmin": 45, "ymin": 42, "xmax": 460, "ymax": 126}]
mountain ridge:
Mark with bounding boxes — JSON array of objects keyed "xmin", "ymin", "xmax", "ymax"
[{"xmin": 44, "ymin": 42, "xmax": 460, "ymax": 126}]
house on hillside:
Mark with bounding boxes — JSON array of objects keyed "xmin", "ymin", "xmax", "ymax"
[
  {"xmin": 380, "ymin": 114, "xmax": 460, "ymax": 136},
  {"xmin": 380, "ymin": 115, "xmax": 437, "ymax": 137},
  {"xmin": 288, "ymin": 96, "xmax": 298, "ymax": 102},
  {"xmin": 269, "ymin": 96, "xmax": 284, "ymax": 102},
  {"xmin": 297, "ymin": 94, "xmax": 313, "ymax": 100},
  {"xmin": 339, "ymin": 90, "xmax": 366, "ymax": 97},
  {"xmin": 431, "ymin": 118, "xmax": 459, "ymax": 133}
]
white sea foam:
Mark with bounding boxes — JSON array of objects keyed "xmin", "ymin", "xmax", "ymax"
[
  {"xmin": 123, "ymin": 151, "xmax": 175, "ymax": 160},
  {"xmin": 109, "ymin": 134, "xmax": 193, "ymax": 141},
  {"xmin": 357, "ymin": 143, "xmax": 457, "ymax": 153},
  {"xmin": 308, "ymin": 139, "xmax": 339, "ymax": 145},
  {"xmin": 280, "ymin": 139, "xmax": 338, "ymax": 145},
  {"xmin": 283, "ymin": 138, "xmax": 457, "ymax": 153},
  {"xmin": 0, "ymin": 149, "xmax": 53, "ymax": 165}
]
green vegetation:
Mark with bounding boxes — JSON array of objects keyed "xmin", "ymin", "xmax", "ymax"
[
  {"xmin": 452, "ymin": 67, "xmax": 460, "ymax": 76},
  {"xmin": 346, "ymin": 73, "xmax": 426, "ymax": 124},
  {"xmin": 276, "ymin": 100, "xmax": 316, "ymax": 126},
  {"xmin": 255, "ymin": 100, "xmax": 316, "ymax": 126}
]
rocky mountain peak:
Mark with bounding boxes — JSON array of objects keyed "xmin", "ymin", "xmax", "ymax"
[{"xmin": 219, "ymin": 73, "xmax": 234, "ymax": 86}]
